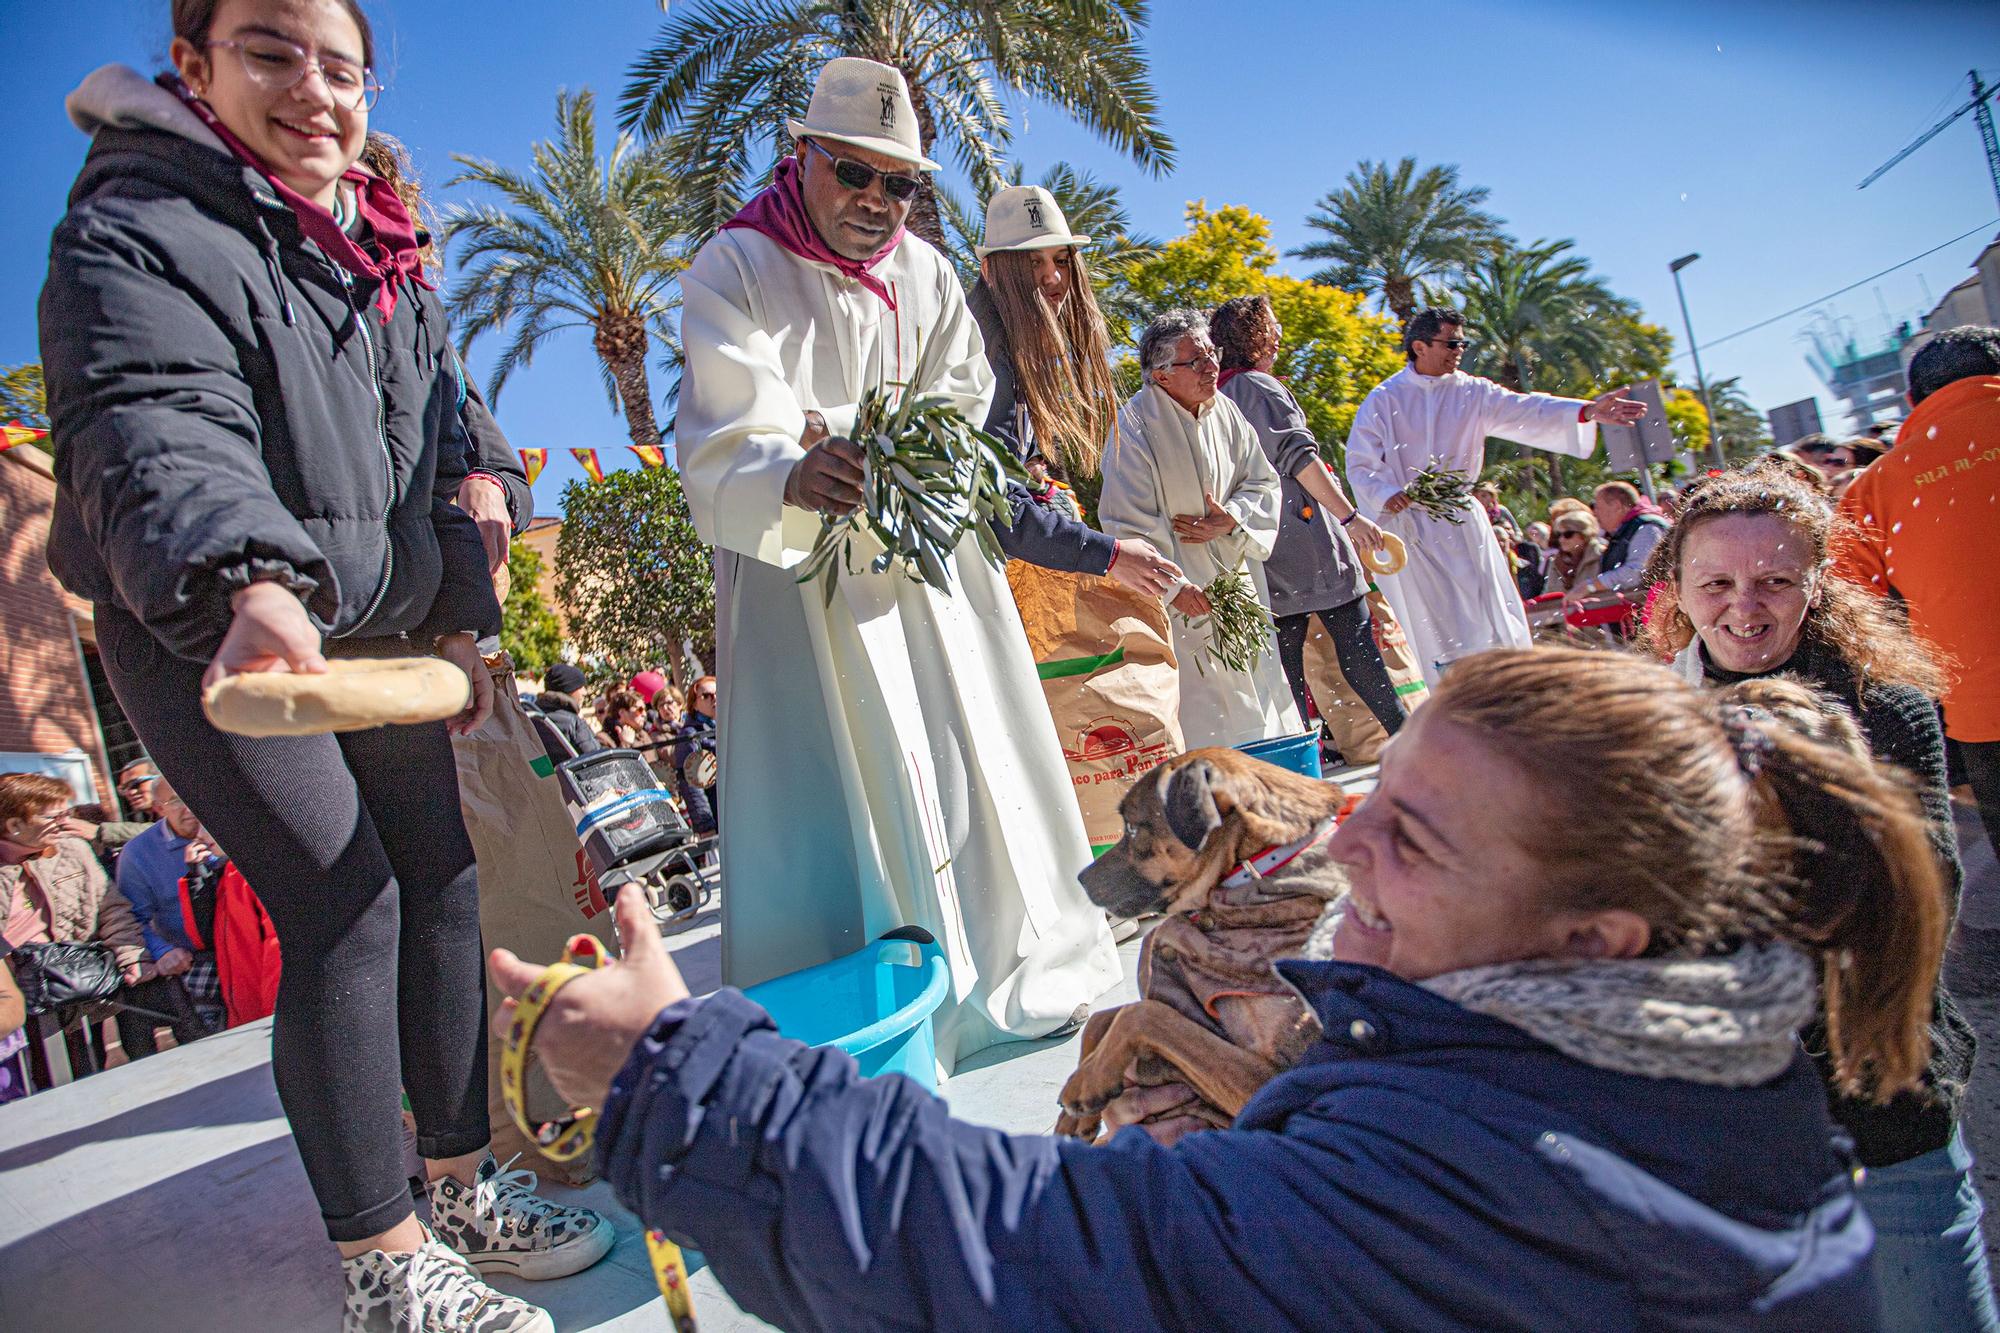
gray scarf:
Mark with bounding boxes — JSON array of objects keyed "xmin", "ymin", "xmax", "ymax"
[{"xmin": 1303, "ymin": 899, "xmax": 1817, "ymax": 1087}]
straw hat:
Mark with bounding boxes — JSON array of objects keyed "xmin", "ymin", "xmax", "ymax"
[
  {"xmin": 786, "ymin": 57, "xmax": 940, "ymax": 172},
  {"xmin": 977, "ymin": 185, "xmax": 1093, "ymax": 257}
]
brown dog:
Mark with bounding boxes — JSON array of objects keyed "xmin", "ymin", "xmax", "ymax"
[{"xmin": 1058, "ymin": 747, "xmax": 1350, "ymax": 1143}]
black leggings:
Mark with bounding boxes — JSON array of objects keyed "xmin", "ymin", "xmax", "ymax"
[
  {"xmin": 98, "ymin": 605, "xmax": 487, "ymax": 1242},
  {"xmin": 1273, "ymin": 598, "xmax": 1406, "ymax": 741},
  {"xmin": 115, "ymin": 974, "xmax": 210, "ymax": 1056}
]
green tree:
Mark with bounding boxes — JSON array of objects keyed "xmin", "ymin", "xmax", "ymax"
[
  {"xmin": 500, "ymin": 539, "xmax": 568, "ymax": 678},
  {"xmin": 936, "ymin": 160, "xmax": 1161, "ymax": 344},
  {"xmin": 620, "ymin": 0, "xmax": 1175, "ymax": 248},
  {"xmin": 555, "ymin": 467, "xmax": 715, "ymax": 681},
  {"xmin": 444, "ymin": 90, "xmax": 690, "ymax": 450},
  {"xmin": 1293, "ymin": 158, "xmax": 1502, "ymax": 324},
  {"xmin": 0, "ymin": 363, "xmax": 47, "ymax": 429},
  {"xmin": 1121, "ymin": 203, "xmax": 1404, "ymax": 464}
]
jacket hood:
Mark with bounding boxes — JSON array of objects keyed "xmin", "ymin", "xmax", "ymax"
[{"xmin": 68, "ymin": 64, "xmax": 226, "ymax": 154}]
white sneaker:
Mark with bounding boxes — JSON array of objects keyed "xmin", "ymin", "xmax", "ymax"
[
  {"xmin": 427, "ymin": 1153, "xmax": 615, "ymax": 1280},
  {"xmin": 342, "ymin": 1240, "xmax": 552, "ymax": 1333}
]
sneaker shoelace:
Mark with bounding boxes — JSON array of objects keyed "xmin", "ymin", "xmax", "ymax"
[
  {"xmin": 468, "ymin": 1155, "xmax": 567, "ymax": 1241},
  {"xmin": 404, "ymin": 1243, "xmax": 500, "ymax": 1328}
]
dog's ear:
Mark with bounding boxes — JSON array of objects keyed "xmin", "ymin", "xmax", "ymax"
[{"xmin": 1163, "ymin": 759, "xmax": 1225, "ymax": 851}]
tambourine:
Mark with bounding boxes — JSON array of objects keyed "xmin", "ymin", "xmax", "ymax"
[
  {"xmin": 501, "ymin": 934, "xmax": 698, "ymax": 1329},
  {"xmin": 1357, "ymin": 531, "xmax": 1408, "ymax": 577}
]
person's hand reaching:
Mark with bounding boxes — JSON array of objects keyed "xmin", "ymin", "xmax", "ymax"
[
  {"xmin": 434, "ymin": 632, "xmax": 495, "ymax": 736},
  {"xmin": 489, "ymin": 883, "xmax": 692, "ymax": 1115},
  {"xmin": 1342, "ymin": 512, "xmax": 1388, "ymax": 557},
  {"xmin": 1170, "ymin": 584, "xmax": 1212, "ymax": 618},
  {"xmin": 1106, "ymin": 539, "xmax": 1182, "ymax": 599}
]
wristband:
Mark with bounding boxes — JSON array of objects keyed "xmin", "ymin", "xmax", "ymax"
[
  {"xmin": 1106, "ymin": 539, "xmax": 1122, "ymax": 572},
  {"xmin": 1339, "ymin": 512, "xmax": 1358, "ymax": 527}
]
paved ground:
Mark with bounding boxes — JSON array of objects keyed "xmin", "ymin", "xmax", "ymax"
[{"xmin": 1941, "ymin": 800, "xmax": 2000, "ymax": 1270}]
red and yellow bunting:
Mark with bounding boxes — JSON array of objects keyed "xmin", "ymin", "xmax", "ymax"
[
  {"xmin": 630, "ymin": 445, "xmax": 666, "ymax": 469},
  {"xmin": 519, "ymin": 447, "xmax": 548, "ymax": 485},
  {"xmin": 1, "ymin": 420, "xmax": 50, "ymax": 452},
  {"xmin": 571, "ymin": 448, "xmax": 605, "ymax": 483}
]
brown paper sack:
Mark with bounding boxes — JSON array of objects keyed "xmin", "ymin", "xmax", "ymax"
[
  {"xmin": 1298, "ymin": 589, "xmax": 1431, "ymax": 765},
  {"xmin": 452, "ymin": 654, "xmax": 619, "ymax": 1184},
  {"xmin": 1007, "ymin": 562, "xmax": 1185, "ymax": 854}
]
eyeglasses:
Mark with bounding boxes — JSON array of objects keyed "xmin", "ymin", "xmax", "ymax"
[
  {"xmin": 1555, "ymin": 532, "xmax": 1587, "ymax": 543},
  {"xmin": 118, "ymin": 775, "xmax": 157, "ymax": 793},
  {"xmin": 805, "ymin": 138, "xmax": 921, "ymax": 202},
  {"xmin": 1166, "ymin": 346, "xmax": 1220, "ymax": 371},
  {"xmin": 1424, "ymin": 338, "xmax": 1470, "ymax": 350},
  {"xmin": 207, "ymin": 35, "xmax": 382, "ymax": 111}
]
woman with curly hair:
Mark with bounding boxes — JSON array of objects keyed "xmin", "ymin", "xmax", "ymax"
[{"xmin": 1642, "ymin": 458, "xmax": 1995, "ymax": 1330}]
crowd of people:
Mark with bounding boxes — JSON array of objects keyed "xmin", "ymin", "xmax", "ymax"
[{"xmin": 10, "ymin": 2, "xmax": 2000, "ymax": 1330}]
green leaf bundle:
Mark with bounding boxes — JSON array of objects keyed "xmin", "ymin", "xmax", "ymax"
[
  {"xmin": 1179, "ymin": 565, "xmax": 1274, "ymax": 675},
  {"xmin": 796, "ymin": 380, "xmax": 1024, "ymax": 607},
  {"xmin": 1402, "ymin": 460, "xmax": 1475, "ymax": 524}
]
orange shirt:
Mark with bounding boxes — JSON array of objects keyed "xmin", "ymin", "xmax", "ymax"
[{"xmin": 1835, "ymin": 374, "xmax": 2000, "ymax": 741}]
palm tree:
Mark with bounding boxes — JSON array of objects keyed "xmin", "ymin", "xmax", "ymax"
[
  {"xmin": 935, "ymin": 160, "xmax": 1160, "ymax": 342},
  {"xmin": 1293, "ymin": 158, "xmax": 1500, "ymax": 324},
  {"xmin": 1437, "ymin": 238, "xmax": 1629, "ymax": 495},
  {"xmin": 443, "ymin": 89, "xmax": 690, "ymax": 450},
  {"xmin": 619, "ymin": 0, "xmax": 1176, "ymax": 248}
]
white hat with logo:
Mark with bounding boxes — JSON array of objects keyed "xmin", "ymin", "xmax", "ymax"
[
  {"xmin": 786, "ymin": 57, "xmax": 941, "ymax": 172},
  {"xmin": 977, "ymin": 185, "xmax": 1093, "ymax": 258}
]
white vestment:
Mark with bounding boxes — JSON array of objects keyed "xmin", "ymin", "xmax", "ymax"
[
  {"xmin": 676, "ymin": 227, "xmax": 1118, "ymax": 1069},
  {"xmin": 1100, "ymin": 384, "xmax": 1303, "ymax": 749},
  {"xmin": 1345, "ymin": 367, "xmax": 1597, "ymax": 685}
]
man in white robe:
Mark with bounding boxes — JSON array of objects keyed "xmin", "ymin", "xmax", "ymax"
[
  {"xmin": 674, "ymin": 58, "xmax": 1118, "ymax": 1068},
  {"xmin": 1100, "ymin": 309, "xmax": 1303, "ymax": 749},
  {"xmin": 1345, "ymin": 306, "xmax": 1647, "ymax": 685}
]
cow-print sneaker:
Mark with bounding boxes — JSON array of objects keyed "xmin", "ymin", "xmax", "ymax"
[
  {"xmin": 427, "ymin": 1154, "xmax": 615, "ymax": 1280},
  {"xmin": 342, "ymin": 1239, "xmax": 552, "ymax": 1333}
]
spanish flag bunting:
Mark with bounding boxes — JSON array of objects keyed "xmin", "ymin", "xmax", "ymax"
[
  {"xmin": 630, "ymin": 445, "xmax": 666, "ymax": 469},
  {"xmin": 519, "ymin": 447, "xmax": 547, "ymax": 485},
  {"xmin": 571, "ymin": 448, "xmax": 605, "ymax": 483},
  {"xmin": 1, "ymin": 420, "xmax": 49, "ymax": 451}
]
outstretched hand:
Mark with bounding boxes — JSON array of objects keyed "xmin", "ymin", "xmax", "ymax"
[
  {"xmin": 489, "ymin": 884, "xmax": 692, "ymax": 1115},
  {"xmin": 1585, "ymin": 387, "xmax": 1648, "ymax": 425}
]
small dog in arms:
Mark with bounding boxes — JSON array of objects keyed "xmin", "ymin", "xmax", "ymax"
[{"xmin": 1061, "ymin": 749, "xmax": 1354, "ymax": 1143}]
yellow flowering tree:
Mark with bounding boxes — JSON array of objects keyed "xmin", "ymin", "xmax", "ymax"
[{"xmin": 1118, "ymin": 203, "xmax": 1403, "ymax": 466}]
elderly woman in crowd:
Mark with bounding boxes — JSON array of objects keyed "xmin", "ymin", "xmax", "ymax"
[
  {"xmin": 1099, "ymin": 308, "xmax": 1301, "ymax": 749},
  {"xmin": 495, "ymin": 645, "xmax": 1950, "ymax": 1330},
  {"xmin": 1548, "ymin": 509, "xmax": 1606, "ymax": 592},
  {"xmin": 1642, "ymin": 458, "xmax": 1994, "ymax": 1329},
  {"xmin": 1209, "ymin": 293, "xmax": 1404, "ymax": 742}
]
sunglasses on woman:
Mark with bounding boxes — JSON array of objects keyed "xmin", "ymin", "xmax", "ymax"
[{"xmin": 805, "ymin": 138, "xmax": 921, "ymax": 202}]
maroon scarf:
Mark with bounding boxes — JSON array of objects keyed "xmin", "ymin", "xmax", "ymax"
[
  {"xmin": 720, "ymin": 155, "xmax": 904, "ymax": 308},
  {"xmin": 166, "ymin": 75, "xmax": 431, "ymax": 319}
]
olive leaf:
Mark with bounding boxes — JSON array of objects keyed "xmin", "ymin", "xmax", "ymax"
[
  {"xmin": 1402, "ymin": 458, "xmax": 1476, "ymax": 524},
  {"xmin": 1177, "ymin": 563, "xmax": 1274, "ymax": 675}
]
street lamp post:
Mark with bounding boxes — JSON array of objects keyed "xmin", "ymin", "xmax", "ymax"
[{"xmin": 1670, "ymin": 253, "xmax": 1728, "ymax": 469}]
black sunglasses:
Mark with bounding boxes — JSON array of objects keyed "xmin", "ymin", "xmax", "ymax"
[
  {"xmin": 805, "ymin": 138, "xmax": 922, "ymax": 202},
  {"xmin": 1425, "ymin": 337, "xmax": 1470, "ymax": 350}
]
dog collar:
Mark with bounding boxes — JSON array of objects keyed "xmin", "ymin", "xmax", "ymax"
[{"xmin": 1222, "ymin": 815, "xmax": 1337, "ymax": 889}]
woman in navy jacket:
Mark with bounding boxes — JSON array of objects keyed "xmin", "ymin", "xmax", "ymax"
[{"xmin": 498, "ymin": 646, "xmax": 1947, "ymax": 1331}]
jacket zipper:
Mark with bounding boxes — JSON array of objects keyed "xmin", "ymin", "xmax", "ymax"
[{"xmin": 331, "ymin": 274, "xmax": 398, "ymax": 639}]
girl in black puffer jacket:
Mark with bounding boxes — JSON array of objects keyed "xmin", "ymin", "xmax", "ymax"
[{"xmin": 39, "ymin": 4, "xmax": 605, "ymax": 1327}]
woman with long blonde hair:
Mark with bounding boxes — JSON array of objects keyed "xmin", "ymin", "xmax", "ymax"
[{"xmin": 965, "ymin": 185, "xmax": 1180, "ymax": 598}]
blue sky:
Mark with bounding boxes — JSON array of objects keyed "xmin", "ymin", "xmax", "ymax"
[{"xmin": 4, "ymin": 0, "xmax": 1997, "ymax": 504}]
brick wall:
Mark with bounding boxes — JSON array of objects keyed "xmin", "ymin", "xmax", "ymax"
[{"xmin": 0, "ymin": 444, "xmax": 113, "ymax": 802}]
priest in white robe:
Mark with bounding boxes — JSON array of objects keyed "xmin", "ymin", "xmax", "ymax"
[
  {"xmin": 674, "ymin": 58, "xmax": 1118, "ymax": 1069},
  {"xmin": 1345, "ymin": 306, "xmax": 1647, "ymax": 685},
  {"xmin": 1100, "ymin": 309, "xmax": 1304, "ymax": 749}
]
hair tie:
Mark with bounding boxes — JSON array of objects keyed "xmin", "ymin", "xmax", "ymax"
[{"xmin": 1721, "ymin": 705, "xmax": 1775, "ymax": 777}]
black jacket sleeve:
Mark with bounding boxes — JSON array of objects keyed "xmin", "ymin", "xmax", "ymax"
[
  {"xmin": 40, "ymin": 208, "xmax": 336, "ymax": 657},
  {"xmin": 991, "ymin": 481, "xmax": 1117, "ymax": 576},
  {"xmin": 416, "ymin": 498, "xmax": 503, "ymax": 641},
  {"xmin": 456, "ymin": 365, "xmax": 533, "ymax": 532}
]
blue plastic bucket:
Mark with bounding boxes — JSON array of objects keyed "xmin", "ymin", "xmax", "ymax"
[
  {"xmin": 742, "ymin": 926, "xmax": 951, "ymax": 1091},
  {"xmin": 1237, "ymin": 730, "xmax": 1324, "ymax": 780}
]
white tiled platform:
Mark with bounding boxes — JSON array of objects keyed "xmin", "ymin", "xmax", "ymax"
[{"xmin": 0, "ymin": 765, "xmax": 1375, "ymax": 1332}]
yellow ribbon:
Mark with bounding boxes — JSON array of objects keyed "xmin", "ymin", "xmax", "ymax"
[{"xmin": 500, "ymin": 934, "xmax": 697, "ymax": 1329}]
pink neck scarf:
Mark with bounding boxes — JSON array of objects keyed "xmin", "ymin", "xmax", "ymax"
[
  {"xmin": 166, "ymin": 76, "xmax": 431, "ymax": 319},
  {"xmin": 721, "ymin": 155, "xmax": 904, "ymax": 308}
]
